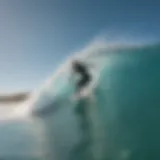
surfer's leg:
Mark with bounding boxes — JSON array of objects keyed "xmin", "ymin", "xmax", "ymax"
[{"xmin": 77, "ymin": 76, "xmax": 88, "ymax": 91}]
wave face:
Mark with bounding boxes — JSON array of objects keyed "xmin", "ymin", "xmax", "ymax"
[{"xmin": 25, "ymin": 44, "xmax": 160, "ymax": 160}]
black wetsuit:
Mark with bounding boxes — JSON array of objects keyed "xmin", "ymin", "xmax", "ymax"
[{"xmin": 73, "ymin": 62, "xmax": 91, "ymax": 91}]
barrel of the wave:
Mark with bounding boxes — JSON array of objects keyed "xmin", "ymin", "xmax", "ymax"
[{"xmin": 31, "ymin": 44, "xmax": 160, "ymax": 160}]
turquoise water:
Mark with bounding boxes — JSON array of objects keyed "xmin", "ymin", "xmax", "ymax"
[
  {"xmin": 1, "ymin": 44, "xmax": 160, "ymax": 160},
  {"xmin": 30, "ymin": 43, "xmax": 160, "ymax": 160}
]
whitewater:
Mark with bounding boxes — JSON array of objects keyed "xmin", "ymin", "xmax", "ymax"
[{"xmin": 0, "ymin": 42, "xmax": 160, "ymax": 160}]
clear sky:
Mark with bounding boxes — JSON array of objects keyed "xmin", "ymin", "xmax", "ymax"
[{"xmin": 0, "ymin": 0, "xmax": 160, "ymax": 93}]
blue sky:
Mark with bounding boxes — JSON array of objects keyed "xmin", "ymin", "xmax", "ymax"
[{"xmin": 0, "ymin": 0, "xmax": 160, "ymax": 93}]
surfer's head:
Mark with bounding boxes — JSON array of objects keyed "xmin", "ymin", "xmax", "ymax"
[{"xmin": 71, "ymin": 60, "xmax": 80, "ymax": 68}]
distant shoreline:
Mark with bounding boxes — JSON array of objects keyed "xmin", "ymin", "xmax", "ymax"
[{"xmin": 0, "ymin": 92, "xmax": 30, "ymax": 104}]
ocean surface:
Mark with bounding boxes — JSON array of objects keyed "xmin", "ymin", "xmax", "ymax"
[{"xmin": 0, "ymin": 43, "xmax": 160, "ymax": 160}]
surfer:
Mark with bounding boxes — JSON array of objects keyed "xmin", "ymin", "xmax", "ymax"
[{"xmin": 71, "ymin": 60, "xmax": 92, "ymax": 95}]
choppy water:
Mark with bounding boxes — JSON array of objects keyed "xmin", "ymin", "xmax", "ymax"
[{"xmin": 0, "ymin": 43, "xmax": 160, "ymax": 160}]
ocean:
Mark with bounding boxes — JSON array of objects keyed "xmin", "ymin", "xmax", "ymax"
[{"xmin": 0, "ymin": 43, "xmax": 160, "ymax": 160}]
